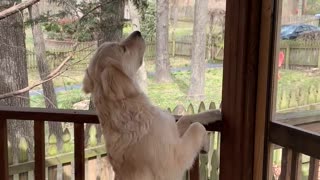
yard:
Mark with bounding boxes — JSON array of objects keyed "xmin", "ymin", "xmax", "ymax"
[{"xmin": 29, "ymin": 67, "xmax": 320, "ymax": 112}]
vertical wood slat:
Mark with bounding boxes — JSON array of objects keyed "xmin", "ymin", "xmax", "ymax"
[
  {"xmin": 74, "ymin": 123, "xmax": 85, "ymax": 180},
  {"xmin": 189, "ymin": 156, "xmax": 199, "ymax": 180},
  {"xmin": 280, "ymin": 148, "xmax": 302, "ymax": 180},
  {"xmin": 280, "ymin": 148, "xmax": 292, "ymax": 180},
  {"xmin": 308, "ymin": 158, "xmax": 319, "ymax": 180},
  {"xmin": 34, "ymin": 121, "xmax": 45, "ymax": 180},
  {"xmin": 290, "ymin": 151, "xmax": 301, "ymax": 180},
  {"xmin": 0, "ymin": 118, "xmax": 9, "ymax": 180}
]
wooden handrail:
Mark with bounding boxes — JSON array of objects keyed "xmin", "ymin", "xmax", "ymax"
[
  {"xmin": 269, "ymin": 121, "xmax": 320, "ymax": 159},
  {"xmin": 0, "ymin": 106, "xmax": 223, "ymax": 131},
  {"xmin": 0, "ymin": 106, "xmax": 99, "ymax": 123}
]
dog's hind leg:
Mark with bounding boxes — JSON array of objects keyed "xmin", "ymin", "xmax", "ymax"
[{"xmin": 175, "ymin": 122, "xmax": 207, "ymax": 170}]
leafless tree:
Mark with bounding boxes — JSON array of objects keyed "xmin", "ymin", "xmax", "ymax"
[
  {"xmin": 0, "ymin": 0, "xmax": 33, "ymax": 163},
  {"xmin": 155, "ymin": 0, "xmax": 172, "ymax": 83},
  {"xmin": 188, "ymin": 0, "xmax": 208, "ymax": 100},
  {"xmin": 28, "ymin": 3, "xmax": 64, "ymax": 150}
]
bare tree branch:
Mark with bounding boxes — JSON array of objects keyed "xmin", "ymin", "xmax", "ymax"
[
  {"xmin": 0, "ymin": 55, "xmax": 72, "ymax": 99},
  {"xmin": 0, "ymin": 0, "xmax": 40, "ymax": 20}
]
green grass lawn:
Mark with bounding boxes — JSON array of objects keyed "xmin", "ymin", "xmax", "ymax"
[
  {"xmin": 29, "ymin": 68, "xmax": 320, "ymax": 111},
  {"xmin": 30, "ymin": 69, "xmax": 223, "ymax": 110}
]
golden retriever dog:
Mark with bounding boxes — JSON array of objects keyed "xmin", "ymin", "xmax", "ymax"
[{"xmin": 83, "ymin": 31, "xmax": 221, "ymax": 180}]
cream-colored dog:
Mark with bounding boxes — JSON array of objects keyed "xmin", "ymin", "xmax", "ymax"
[{"xmin": 83, "ymin": 31, "xmax": 221, "ymax": 180}]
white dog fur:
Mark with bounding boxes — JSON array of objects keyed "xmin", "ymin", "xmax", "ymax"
[{"xmin": 83, "ymin": 31, "xmax": 221, "ymax": 180}]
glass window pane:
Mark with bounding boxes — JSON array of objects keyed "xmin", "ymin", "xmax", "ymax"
[{"xmin": 272, "ymin": 0, "xmax": 320, "ymax": 137}]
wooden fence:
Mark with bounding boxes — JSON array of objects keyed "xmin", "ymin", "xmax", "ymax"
[
  {"xmin": 26, "ymin": 38, "xmax": 320, "ymax": 72},
  {"xmin": 26, "ymin": 36, "xmax": 224, "ymax": 71},
  {"xmin": 281, "ymin": 15, "xmax": 320, "ymax": 26},
  {"xmin": 277, "ymin": 83, "xmax": 320, "ymax": 112},
  {"xmin": 280, "ymin": 41, "xmax": 320, "ymax": 69}
]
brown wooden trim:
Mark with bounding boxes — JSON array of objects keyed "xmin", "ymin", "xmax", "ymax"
[
  {"xmin": 219, "ymin": 0, "xmax": 263, "ymax": 178},
  {"xmin": 269, "ymin": 122, "xmax": 320, "ymax": 159},
  {"xmin": 253, "ymin": 0, "xmax": 280, "ymax": 178},
  {"xmin": 189, "ymin": 156, "xmax": 199, "ymax": 180},
  {"xmin": 0, "ymin": 118, "xmax": 9, "ymax": 180},
  {"xmin": 308, "ymin": 158, "xmax": 319, "ymax": 180},
  {"xmin": 34, "ymin": 121, "xmax": 45, "ymax": 180},
  {"xmin": 74, "ymin": 123, "xmax": 85, "ymax": 180}
]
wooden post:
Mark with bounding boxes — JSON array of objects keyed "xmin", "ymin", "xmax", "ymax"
[
  {"xmin": 34, "ymin": 121, "xmax": 45, "ymax": 180},
  {"xmin": 62, "ymin": 128, "xmax": 72, "ymax": 180},
  {"xmin": 172, "ymin": 31, "xmax": 176, "ymax": 58},
  {"xmin": 318, "ymin": 49, "xmax": 320, "ymax": 68},
  {"xmin": 0, "ymin": 119, "xmax": 9, "ymax": 180},
  {"xmin": 18, "ymin": 137, "xmax": 29, "ymax": 180},
  {"xmin": 74, "ymin": 123, "xmax": 85, "ymax": 180},
  {"xmin": 87, "ymin": 125, "xmax": 98, "ymax": 179},
  {"xmin": 308, "ymin": 158, "xmax": 319, "ymax": 180},
  {"xmin": 210, "ymin": 150, "xmax": 219, "ymax": 180},
  {"xmin": 285, "ymin": 46, "xmax": 290, "ymax": 69},
  {"xmin": 48, "ymin": 134, "xmax": 58, "ymax": 180},
  {"xmin": 279, "ymin": 148, "xmax": 292, "ymax": 180},
  {"xmin": 190, "ymin": 102, "xmax": 208, "ymax": 180}
]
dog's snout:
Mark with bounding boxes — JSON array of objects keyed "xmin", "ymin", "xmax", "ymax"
[{"xmin": 132, "ymin": 31, "xmax": 142, "ymax": 37}]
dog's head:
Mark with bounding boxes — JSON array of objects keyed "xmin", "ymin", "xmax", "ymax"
[{"xmin": 83, "ymin": 31, "xmax": 146, "ymax": 100}]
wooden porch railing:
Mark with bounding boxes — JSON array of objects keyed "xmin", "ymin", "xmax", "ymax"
[
  {"xmin": 270, "ymin": 111, "xmax": 320, "ymax": 180},
  {"xmin": 0, "ymin": 106, "xmax": 222, "ymax": 180}
]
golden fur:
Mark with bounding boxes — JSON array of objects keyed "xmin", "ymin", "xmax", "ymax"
[{"xmin": 83, "ymin": 31, "xmax": 221, "ymax": 180}]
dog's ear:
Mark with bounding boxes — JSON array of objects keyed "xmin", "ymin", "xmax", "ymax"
[
  {"xmin": 83, "ymin": 69, "xmax": 93, "ymax": 94},
  {"xmin": 101, "ymin": 63, "xmax": 138, "ymax": 100}
]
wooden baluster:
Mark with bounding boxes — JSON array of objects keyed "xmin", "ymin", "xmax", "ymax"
[
  {"xmin": 308, "ymin": 158, "xmax": 319, "ymax": 180},
  {"xmin": 0, "ymin": 118, "xmax": 9, "ymax": 180},
  {"xmin": 189, "ymin": 159, "xmax": 200, "ymax": 180},
  {"xmin": 279, "ymin": 149, "xmax": 302, "ymax": 180},
  {"xmin": 290, "ymin": 151, "xmax": 301, "ymax": 180},
  {"xmin": 280, "ymin": 148, "xmax": 292, "ymax": 180},
  {"xmin": 74, "ymin": 123, "xmax": 85, "ymax": 180},
  {"xmin": 34, "ymin": 121, "xmax": 45, "ymax": 180}
]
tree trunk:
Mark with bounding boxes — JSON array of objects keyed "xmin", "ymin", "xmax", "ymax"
[
  {"xmin": 28, "ymin": 3, "xmax": 63, "ymax": 150},
  {"xmin": 188, "ymin": 0, "xmax": 208, "ymax": 100},
  {"xmin": 87, "ymin": 0, "xmax": 126, "ymax": 145},
  {"xmin": 0, "ymin": 1, "xmax": 33, "ymax": 163},
  {"xmin": 129, "ymin": 0, "xmax": 148, "ymax": 93},
  {"xmin": 98, "ymin": 0, "xmax": 125, "ymax": 45},
  {"xmin": 155, "ymin": 0, "xmax": 172, "ymax": 83}
]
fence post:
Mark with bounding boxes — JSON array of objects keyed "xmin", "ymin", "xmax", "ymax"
[
  {"xmin": 318, "ymin": 49, "xmax": 320, "ymax": 68},
  {"xmin": 18, "ymin": 137, "xmax": 29, "ymax": 180},
  {"xmin": 62, "ymin": 128, "xmax": 72, "ymax": 180},
  {"xmin": 285, "ymin": 46, "xmax": 290, "ymax": 69},
  {"xmin": 198, "ymin": 102, "xmax": 208, "ymax": 180},
  {"xmin": 7, "ymin": 140, "xmax": 13, "ymax": 179},
  {"xmin": 48, "ymin": 134, "xmax": 58, "ymax": 179},
  {"xmin": 87, "ymin": 126, "xmax": 98, "ymax": 180},
  {"xmin": 172, "ymin": 32, "xmax": 176, "ymax": 58}
]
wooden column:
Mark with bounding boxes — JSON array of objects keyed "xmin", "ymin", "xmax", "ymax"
[
  {"xmin": 0, "ymin": 118, "xmax": 9, "ymax": 180},
  {"xmin": 34, "ymin": 121, "xmax": 45, "ymax": 180},
  {"xmin": 219, "ymin": 0, "xmax": 265, "ymax": 178},
  {"xmin": 74, "ymin": 123, "xmax": 85, "ymax": 180}
]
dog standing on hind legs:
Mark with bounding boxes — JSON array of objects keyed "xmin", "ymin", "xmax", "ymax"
[{"xmin": 82, "ymin": 31, "xmax": 221, "ymax": 180}]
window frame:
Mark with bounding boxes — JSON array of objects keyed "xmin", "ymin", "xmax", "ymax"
[{"xmin": 220, "ymin": 0, "xmax": 320, "ymax": 179}]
